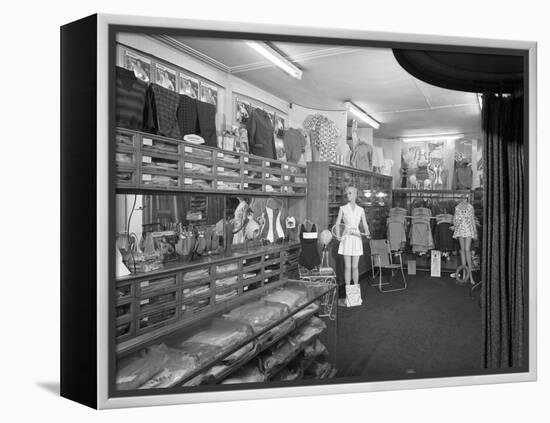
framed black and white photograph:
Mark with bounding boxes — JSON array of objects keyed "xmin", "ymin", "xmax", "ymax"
[
  {"xmin": 200, "ymin": 81, "xmax": 218, "ymax": 106},
  {"xmin": 60, "ymin": 13, "xmax": 537, "ymax": 410},
  {"xmin": 179, "ymin": 72, "xmax": 199, "ymax": 99},
  {"xmin": 155, "ymin": 63, "xmax": 176, "ymax": 91},
  {"xmin": 124, "ymin": 49, "xmax": 151, "ymax": 83}
]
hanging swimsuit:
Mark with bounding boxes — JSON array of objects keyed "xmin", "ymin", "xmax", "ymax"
[
  {"xmin": 298, "ymin": 223, "xmax": 321, "ymax": 270},
  {"xmin": 261, "ymin": 206, "xmax": 285, "ymax": 243}
]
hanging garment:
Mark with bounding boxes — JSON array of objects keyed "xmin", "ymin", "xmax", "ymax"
[
  {"xmin": 410, "ymin": 208, "xmax": 434, "ymax": 253},
  {"xmin": 115, "ymin": 66, "xmax": 148, "ymax": 130},
  {"xmin": 453, "ymin": 201, "xmax": 476, "ymax": 239},
  {"xmin": 350, "ymin": 142, "xmax": 373, "ymax": 171},
  {"xmin": 298, "ymin": 223, "xmax": 321, "ymax": 270},
  {"xmin": 260, "ymin": 207, "xmax": 285, "ymax": 243},
  {"xmin": 338, "ymin": 203, "xmax": 367, "ymax": 256},
  {"xmin": 372, "ymin": 146, "xmax": 385, "ymax": 169},
  {"xmin": 247, "ymin": 108, "xmax": 276, "ymax": 159},
  {"xmin": 336, "ymin": 142, "xmax": 352, "ymax": 166},
  {"xmin": 303, "ymin": 114, "xmax": 339, "ymax": 162},
  {"xmin": 196, "ymin": 100, "xmax": 217, "ymax": 147},
  {"xmin": 282, "ymin": 128, "xmax": 306, "ymax": 163},
  {"xmin": 142, "ymin": 84, "xmax": 181, "ymax": 138},
  {"xmin": 176, "ymin": 94, "xmax": 199, "ymax": 137},
  {"xmin": 381, "ymin": 159, "xmax": 394, "ymax": 176},
  {"xmin": 454, "ymin": 163, "xmax": 473, "ymax": 190},
  {"xmin": 386, "ymin": 214, "xmax": 407, "ymax": 251},
  {"xmin": 232, "ymin": 200, "xmax": 248, "ymax": 245},
  {"xmin": 434, "ymin": 221, "xmax": 455, "ymax": 251}
]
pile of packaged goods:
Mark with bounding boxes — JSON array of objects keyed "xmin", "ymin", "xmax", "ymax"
[{"xmin": 116, "ymin": 286, "xmax": 330, "ymax": 389}]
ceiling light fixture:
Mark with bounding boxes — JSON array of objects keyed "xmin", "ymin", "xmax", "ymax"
[
  {"xmin": 245, "ymin": 41, "xmax": 303, "ymax": 80},
  {"xmin": 402, "ymin": 134, "xmax": 464, "ymax": 143},
  {"xmin": 344, "ymin": 101, "xmax": 380, "ymax": 129}
]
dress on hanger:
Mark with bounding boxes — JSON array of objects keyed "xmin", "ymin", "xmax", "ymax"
[
  {"xmin": 453, "ymin": 201, "xmax": 476, "ymax": 239},
  {"xmin": 298, "ymin": 223, "xmax": 321, "ymax": 270}
]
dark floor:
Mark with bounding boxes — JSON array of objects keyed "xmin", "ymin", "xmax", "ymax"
[{"xmin": 335, "ymin": 273, "xmax": 482, "ymax": 381}]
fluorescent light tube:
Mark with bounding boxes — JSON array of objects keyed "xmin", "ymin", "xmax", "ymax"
[
  {"xmin": 345, "ymin": 101, "xmax": 380, "ymax": 129},
  {"xmin": 245, "ymin": 41, "xmax": 303, "ymax": 80},
  {"xmin": 402, "ymin": 134, "xmax": 464, "ymax": 143}
]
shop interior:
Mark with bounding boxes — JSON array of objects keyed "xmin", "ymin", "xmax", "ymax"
[{"xmin": 113, "ymin": 32, "xmax": 484, "ymax": 391}]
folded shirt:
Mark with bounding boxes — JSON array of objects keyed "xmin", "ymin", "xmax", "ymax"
[
  {"xmin": 182, "ymin": 284, "xmax": 210, "ymax": 299},
  {"xmin": 216, "ymin": 289, "xmax": 238, "ymax": 303},
  {"xmin": 263, "ymin": 288, "xmax": 308, "ymax": 310},
  {"xmin": 223, "ymin": 300, "xmax": 287, "ymax": 333},
  {"xmin": 261, "ymin": 337, "xmax": 300, "ymax": 371},
  {"xmin": 291, "ymin": 316, "xmax": 326, "ymax": 345},
  {"xmin": 217, "ymin": 181, "xmax": 241, "ymax": 190},
  {"xmin": 181, "ymin": 297, "xmax": 210, "ymax": 314},
  {"xmin": 138, "ymin": 348, "xmax": 198, "ymax": 389},
  {"xmin": 220, "ymin": 365, "xmax": 265, "ymax": 384},
  {"xmin": 215, "ymin": 276, "xmax": 239, "ymax": 289},
  {"xmin": 116, "ymin": 344, "xmax": 170, "ymax": 390},
  {"xmin": 183, "ymin": 268, "xmax": 210, "ymax": 282},
  {"xmin": 218, "ymin": 169, "xmax": 240, "ymax": 178},
  {"xmin": 304, "ymin": 339, "xmax": 328, "ymax": 359},
  {"xmin": 188, "ymin": 163, "xmax": 212, "ymax": 175},
  {"xmin": 216, "ymin": 262, "xmax": 239, "ymax": 274}
]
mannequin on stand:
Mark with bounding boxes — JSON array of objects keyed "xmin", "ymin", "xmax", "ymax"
[{"xmin": 451, "ymin": 194, "xmax": 477, "ymax": 284}]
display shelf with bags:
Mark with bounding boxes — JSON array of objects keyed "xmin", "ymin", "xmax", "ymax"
[
  {"xmin": 115, "ymin": 128, "xmax": 307, "ymax": 196},
  {"xmin": 115, "ymin": 280, "xmax": 337, "ymax": 390}
]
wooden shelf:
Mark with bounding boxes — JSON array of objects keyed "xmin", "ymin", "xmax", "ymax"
[{"xmin": 115, "ymin": 128, "xmax": 307, "ymax": 197}]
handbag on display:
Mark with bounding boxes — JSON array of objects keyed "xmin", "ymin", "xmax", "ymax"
[{"xmin": 344, "ymin": 284, "xmax": 363, "ymax": 307}]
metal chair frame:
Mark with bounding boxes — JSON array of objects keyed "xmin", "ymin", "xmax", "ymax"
[{"xmin": 369, "ymin": 240, "xmax": 407, "ymax": 293}]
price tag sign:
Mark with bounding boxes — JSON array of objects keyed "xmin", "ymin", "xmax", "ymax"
[
  {"xmin": 265, "ymin": 173, "xmax": 270, "ymax": 178},
  {"xmin": 143, "ymin": 138, "xmax": 153, "ymax": 146},
  {"xmin": 142, "ymin": 156, "xmax": 152, "ymax": 163},
  {"xmin": 244, "ymin": 182, "xmax": 248, "ymax": 188},
  {"xmin": 244, "ymin": 157, "xmax": 249, "ymax": 163},
  {"xmin": 140, "ymin": 281, "xmax": 150, "ymax": 288},
  {"xmin": 217, "ymin": 152, "xmax": 224, "ymax": 159},
  {"xmin": 265, "ymin": 161, "xmax": 271, "ymax": 167},
  {"xmin": 142, "ymin": 316, "xmax": 149, "ymax": 322},
  {"xmin": 284, "ymin": 175, "xmax": 290, "ymax": 181},
  {"xmin": 184, "ymin": 178, "xmax": 192, "ymax": 185},
  {"xmin": 184, "ymin": 162, "xmax": 192, "ymax": 169},
  {"xmin": 140, "ymin": 299, "xmax": 150, "ymax": 306},
  {"xmin": 244, "ymin": 170, "xmax": 248, "ymax": 175},
  {"xmin": 283, "ymin": 164, "xmax": 288, "ymax": 169},
  {"xmin": 142, "ymin": 174, "xmax": 152, "ymax": 181},
  {"xmin": 217, "ymin": 167, "xmax": 224, "ymax": 173},
  {"xmin": 184, "ymin": 146, "xmax": 192, "ymax": 153}
]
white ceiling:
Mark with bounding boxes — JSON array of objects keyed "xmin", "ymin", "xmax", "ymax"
[{"xmin": 170, "ymin": 36, "xmax": 481, "ymax": 139}]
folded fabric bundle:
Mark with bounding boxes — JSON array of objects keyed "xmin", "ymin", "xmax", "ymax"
[
  {"xmin": 116, "ymin": 153, "xmax": 133, "ymax": 164},
  {"xmin": 222, "ymin": 300, "xmax": 287, "ymax": 333},
  {"xmin": 216, "ymin": 262, "xmax": 239, "ymax": 274},
  {"xmin": 217, "ymin": 181, "xmax": 240, "ymax": 190},
  {"xmin": 222, "ymin": 341, "xmax": 256, "ymax": 365},
  {"xmin": 304, "ymin": 339, "xmax": 328, "ymax": 359},
  {"xmin": 292, "ymin": 302, "xmax": 319, "ymax": 322},
  {"xmin": 185, "ymin": 147, "xmax": 212, "ymax": 158},
  {"xmin": 218, "ymin": 155, "xmax": 240, "ymax": 164},
  {"xmin": 182, "ymin": 284, "xmax": 210, "ymax": 299},
  {"xmin": 263, "ymin": 288, "xmax": 308, "ymax": 310},
  {"xmin": 220, "ymin": 364, "xmax": 265, "ymax": 384},
  {"xmin": 181, "ymin": 298, "xmax": 210, "ymax": 314},
  {"xmin": 148, "ymin": 141, "xmax": 178, "ymax": 153},
  {"xmin": 183, "ymin": 268, "xmax": 210, "ymax": 282},
  {"xmin": 138, "ymin": 347, "xmax": 198, "ymax": 389},
  {"xmin": 215, "ymin": 276, "xmax": 239, "ymax": 289},
  {"xmin": 256, "ymin": 317, "xmax": 295, "ymax": 347},
  {"xmin": 182, "ymin": 321, "xmax": 252, "ymax": 350},
  {"xmin": 304, "ymin": 359, "xmax": 332, "ymax": 379},
  {"xmin": 190, "ymin": 179, "xmax": 211, "ymax": 189},
  {"xmin": 147, "ymin": 175, "xmax": 178, "ymax": 186},
  {"xmin": 261, "ymin": 337, "xmax": 300, "ymax": 371},
  {"xmin": 116, "ymin": 344, "xmax": 170, "ymax": 390},
  {"xmin": 243, "ymin": 272, "xmax": 258, "ymax": 280},
  {"xmin": 189, "ymin": 163, "xmax": 212, "ymax": 175},
  {"xmin": 215, "ymin": 289, "xmax": 238, "ymax": 303},
  {"xmin": 291, "ymin": 316, "xmax": 326, "ymax": 345},
  {"xmin": 273, "ymin": 365, "xmax": 302, "ymax": 382},
  {"xmin": 218, "ymin": 169, "xmax": 240, "ymax": 178},
  {"xmin": 147, "ymin": 159, "xmax": 178, "ymax": 170}
]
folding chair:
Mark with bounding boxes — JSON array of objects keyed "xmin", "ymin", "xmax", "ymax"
[{"xmin": 369, "ymin": 239, "xmax": 407, "ymax": 293}]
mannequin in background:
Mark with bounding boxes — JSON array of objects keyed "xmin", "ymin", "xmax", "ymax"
[
  {"xmin": 335, "ymin": 187, "xmax": 370, "ymax": 287},
  {"xmin": 452, "ymin": 193, "xmax": 477, "ymax": 284}
]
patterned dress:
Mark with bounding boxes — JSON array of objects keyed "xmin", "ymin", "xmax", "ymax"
[
  {"xmin": 453, "ymin": 201, "xmax": 476, "ymax": 239},
  {"xmin": 303, "ymin": 114, "xmax": 339, "ymax": 162}
]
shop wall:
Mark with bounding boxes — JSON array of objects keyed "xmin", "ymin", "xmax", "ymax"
[
  {"xmin": 116, "ymin": 33, "xmax": 290, "ymax": 133},
  {"xmin": 374, "ymin": 138, "xmax": 402, "ymax": 188}
]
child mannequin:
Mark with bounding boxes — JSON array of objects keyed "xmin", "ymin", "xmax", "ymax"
[
  {"xmin": 335, "ymin": 186, "xmax": 370, "ymax": 286},
  {"xmin": 452, "ymin": 194, "xmax": 477, "ymax": 284}
]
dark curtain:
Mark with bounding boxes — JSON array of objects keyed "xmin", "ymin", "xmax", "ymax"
[{"xmin": 481, "ymin": 92, "xmax": 525, "ymax": 369}]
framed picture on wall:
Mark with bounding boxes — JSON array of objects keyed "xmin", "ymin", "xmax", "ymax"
[
  {"xmin": 200, "ymin": 81, "xmax": 218, "ymax": 106},
  {"xmin": 123, "ymin": 49, "xmax": 151, "ymax": 83},
  {"xmin": 155, "ymin": 63, "xmax": 177, "ymax": 91},
  {"xmin": 61, "ymin": 14, "xmax": 537, "ymax": 410},
  {"xmin": 179, "ymin": 72, "xmax": 199, "ymax": 98}
]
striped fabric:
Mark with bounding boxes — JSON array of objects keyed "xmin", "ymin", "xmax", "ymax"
[{"xmin": 115, "ymin": 66, "xmax": 147, "ymax": 130}]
